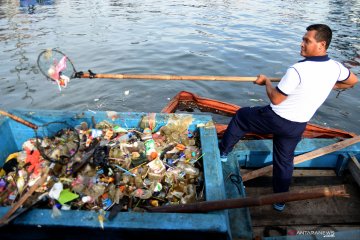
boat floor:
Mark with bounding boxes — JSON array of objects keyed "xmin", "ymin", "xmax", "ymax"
[{"xmin": 240, "ymin": 169, "xmax": 360, "ymax": 239}]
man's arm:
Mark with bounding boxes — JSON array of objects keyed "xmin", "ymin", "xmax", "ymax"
[
  {"xmin": 255, "ymin": 75, "xmax": 287, "ymax": 105},
  {"xmin": 333, "ymin": 72, "xmax": 358, "ymax": 90}
]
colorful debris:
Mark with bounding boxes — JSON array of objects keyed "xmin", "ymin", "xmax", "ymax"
[{"xmin": 0, "ymin": 115, "xmax": 205, "ymax": 224}]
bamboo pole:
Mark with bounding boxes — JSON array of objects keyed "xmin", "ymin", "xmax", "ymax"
[
  {"xmin": 147, "ymin": 185, "xmax": 347, "ymax": 213},
  {"xmin": 79, "ymin": 73, "xmax": 281, "ymax": 82},
  {"xmin": 242, "ymin": 135, "xmax": 360, "ymax": 182},
  {"xmin": 0, "ymin": 110, "xmax": 38, "ymax": 130}
]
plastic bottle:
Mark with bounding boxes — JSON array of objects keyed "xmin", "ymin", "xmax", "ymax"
[
  {"xmin": 104, "ymin": 129, "xmax": 114, "ymax": 140},
  {"xmin": 184, "ymin": 148, "xmax": 193, "ymax": 160},
  {"xmin": 142, "ymin": 128, "xmax": 152, "ymax": 140},
  {"xmin": 16, "ymin": 170, "xmax": 27, "ymax": 194},
  {"xmin": 118, "ymin": 132, "xmax": 134, "ymax": 143},
  {"xmin": 82, "ymin": 196, "xmax": 94, "ymax": 203},
  {"xmin": 132, "ymin": 188, "xmax": 153, "ymax": 199},
  {"xmin": 101, "ymin": 193, "xmax": 113, "ymax": 210},
  {"xmin": 114, "ymin": 187, "xmax": 124, "ymax": 204},
  {"xmin": 160, "ymin": 125, "xmax": 171, "ymax": 136},
  {"xmin": 110, "ymin": 147, "xmax": 123, "ymax": 159},
  {"xmin": 134, "ymin": 174, "xmax": 143, "ymax": 188},
  {"xmin": 171, "ymin": 132, "xmax": 180, "ymax": 142},
  {"xmin": 180, "ymin": 184, "xmax": 196, "ymax": 204},
  {"xmin": 49, "ymin": 182, "xmax": 63, "ymax": 200},
  {"xmin": 145, "ymin": 139, "xmax": 157, "ymax": 160},
  {"xmin": 51, "ymin": 204, "xmax": 62, "ymax": 218},
  {"xmin": 148, "ymin": 159, "xmax": 165, "ymax": 181},
  {"xmin": 180, "ymin": 134, "xmax": 189, "ymax": 146}
]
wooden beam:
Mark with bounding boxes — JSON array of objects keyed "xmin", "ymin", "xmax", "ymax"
[
  {"xmin": 242, "ymin": 136, "xmax": 360, "ymax": 182},
  {"xmin": 348, "ymin": 154, "xmax": 360, "ymax": 187}
]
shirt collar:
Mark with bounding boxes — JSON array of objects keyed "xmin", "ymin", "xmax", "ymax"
[{"xmin": 299, "ymin": 55, "xmax": 330, "ymax": 62}]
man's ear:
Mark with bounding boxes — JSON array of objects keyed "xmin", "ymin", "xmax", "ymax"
[{"xmin": 319, "ymin": 40, "xmax": 327, "ymax": 51}]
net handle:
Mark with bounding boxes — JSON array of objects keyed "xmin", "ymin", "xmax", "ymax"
[
  {"xmin": 78, "ymin": 72, "xmax": 281, "ymax": 82},
  {"xmin": 0, "ymin": 109, "xmax": 38, "ymax": 129},
  {"xmin": 37, "ymin": 49, "xmax": 281, "ymax": 82}
]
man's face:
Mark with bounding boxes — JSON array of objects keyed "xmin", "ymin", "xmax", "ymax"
[{"xmin": 300, "ymin": 30, "xmax": 326, "ymax": 57}]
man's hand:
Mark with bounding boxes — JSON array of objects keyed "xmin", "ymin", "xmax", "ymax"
[
  {"xmin": 255, "ymin": 74, "xmax": 287, "ymax": 105},
  {"xmin": 333, "ymin": 72, "xmax": 358, "ymax": 90},
  {"xmin": 254, "ymin": 74, "xmax": 268, "ymax": 85}
]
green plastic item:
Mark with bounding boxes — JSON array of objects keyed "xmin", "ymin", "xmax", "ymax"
[{"xmin": 58, "ymin": 189, "xmax": 79, "ymax": 205}]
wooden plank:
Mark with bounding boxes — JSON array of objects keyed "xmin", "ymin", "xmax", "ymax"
[
  {"xmin": 241, "ymin": 169, "xmax": 337, "ymax": 177},
  {"xmin": 244, "ymin": 171, "xmax": 360, "ymax": 228},
  {"xmin": 222, "ymin": 158, "xmax": 253, "ymax": 239},
  {"xmin": 251, "ymin": 214, "xmax": 360, "ymax": 226},
  {"xmin": 242, "ymin": 136, "xmax": 360, "ymax": 182},
  {"xmin": 348, "ymin": 154, "xmax": 360, "ymax": 187}
]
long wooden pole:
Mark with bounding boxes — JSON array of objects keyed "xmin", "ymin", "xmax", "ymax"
[
  {"xmin": 242, "ymin": 135, "xmax": 360, "ymax": 182},
  {"xmin": 147, "ymin": 185, "xmax": 347, "ymax": 213},
  {"xmin": 79, "ymin": 73, "xmax": 281, "ymax": 82},
  {"xmin": 0, "ymin": 110, "xmax": 38, "ymax": 130}
]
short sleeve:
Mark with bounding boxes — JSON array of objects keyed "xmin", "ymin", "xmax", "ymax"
[
  {"xmin": 277, "ymin": 67, "xmax": 301, "ymax": 95},
  {"xmin": 337, "ymin": 62, "xmax": 350, "ymax": 81}
]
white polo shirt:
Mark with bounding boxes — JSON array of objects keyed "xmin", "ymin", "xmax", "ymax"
[{"xmin": 271, "ymin": 55, "xmax": 350, "ymax": 123}]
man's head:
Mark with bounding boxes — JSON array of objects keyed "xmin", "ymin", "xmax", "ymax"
[{"xmin": 300, "ymin": 24, "xmax": 332, "ymax": 57}]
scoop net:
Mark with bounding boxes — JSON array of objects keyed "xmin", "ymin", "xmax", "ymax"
[
  {"xmin": 34, "ymin": 121, "xmax": 80, "ymax": 165},
  {"xmin": 37, "ymin": 49, "xmax": 76, "ymax": 91}
]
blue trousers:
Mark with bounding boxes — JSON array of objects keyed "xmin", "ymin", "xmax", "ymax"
[{"xmin": 219, "ymin": 105, "xmax": 307, "ymax": 193}]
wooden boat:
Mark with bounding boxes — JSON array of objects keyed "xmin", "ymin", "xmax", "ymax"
[
  {"xmin": 162, "ymin": 91, "xmax": 360, "ymax": 239},
  {"xmin": 161, "ymin": 91, "xmax": 356, "ymax": 139},
  {"xmin": 0, "ymin": 93, "xmax": 359, "ymax": 239}
]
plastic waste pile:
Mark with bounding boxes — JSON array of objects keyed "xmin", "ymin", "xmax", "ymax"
[{"xmin": 0, "ymin": 115, "xmax": 204, "ymax": 221}]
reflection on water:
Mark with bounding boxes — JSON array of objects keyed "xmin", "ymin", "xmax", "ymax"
[
  {"xmin": 19, "ymin": 0, "xmax": 55, "ymax": 14},
  {"xmin": 19, "ymin": 0, "xmax": 54, "ymax": 6},
  {"xmin": 0, "ymin": 0, "xmax": 359, "ymax": 133}
]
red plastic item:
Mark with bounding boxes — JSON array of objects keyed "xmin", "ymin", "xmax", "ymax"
[{"xmin": 25, "ymin": 148, "xmax": 42, "ymax": 175}]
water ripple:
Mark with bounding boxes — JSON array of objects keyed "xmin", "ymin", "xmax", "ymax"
[{"xmin": 0, "ymin": 0, "xmax": 359, "ymax": 133}]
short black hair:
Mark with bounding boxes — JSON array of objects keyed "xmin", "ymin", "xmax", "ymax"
[{"xmin": 306, "ymin": 24, "xmax": 332, "ymax": 49}]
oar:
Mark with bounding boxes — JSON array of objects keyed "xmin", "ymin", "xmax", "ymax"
[
  {"xmin": 36, "ymin": 49, "xmax": 281, "ymax": 84},
  {"xmin": 147, "ymin": 185, "xmax": 347, "ymax": 213},
  {"xmin": 242, "ymin": 135, "xmax": 360, "ymax": 182}
]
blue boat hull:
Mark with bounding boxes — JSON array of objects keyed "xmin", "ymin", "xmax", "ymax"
[
  {"xmin": 0, "ymin": 109, "xmax": 230, "ymax": 239},
  {"xmin": 1, "ymin": 109, "xmax": 359, "ymax": 239}
]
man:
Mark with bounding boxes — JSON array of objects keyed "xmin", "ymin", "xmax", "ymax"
[{"xmin": 219, "ymin": 24, "xmax": 358, "ymax": 211}]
